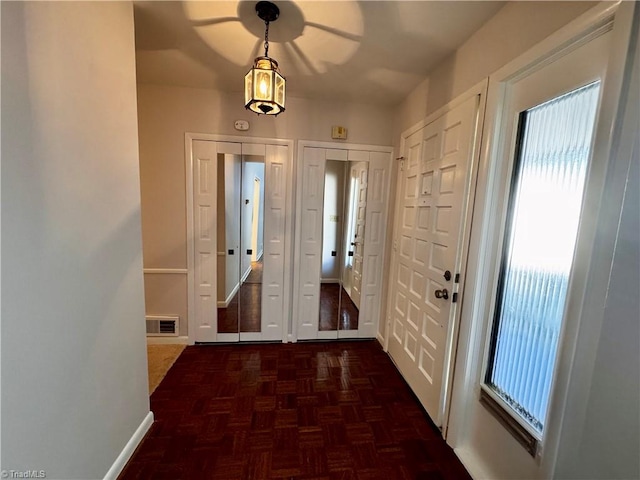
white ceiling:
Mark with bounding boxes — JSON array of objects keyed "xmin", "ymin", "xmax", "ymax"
[{"xmin": 134, "ymin": 1, "xmax": 505, "ymax": 107}]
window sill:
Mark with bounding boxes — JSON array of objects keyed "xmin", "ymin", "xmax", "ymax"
[{"xmin": 479, "ymin": 387, "xmax": 539, "ymax": 457}]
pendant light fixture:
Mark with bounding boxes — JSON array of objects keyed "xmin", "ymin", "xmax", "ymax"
[{"xmin": 244, "ymin": 1, "xmax": 285, "ymax": 116}]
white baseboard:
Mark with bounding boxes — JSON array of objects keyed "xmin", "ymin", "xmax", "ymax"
[
  {"xmin": 103, "ymin": 411, "xmax": 154, "ymax": 480},
  {"xmin": 146, "ymin": 336, "xmax": 189, "ymax": 345},
  {"xmin": 241, "ymin": 265, "xmax": 252, "ymax": 283},
  {"xmin": 454, "ymin": 446, "xmax": 493, "ymax": 480},
  {"xmin": 218, "ymin": 282, "xmax": 240, "ymax": 307}
]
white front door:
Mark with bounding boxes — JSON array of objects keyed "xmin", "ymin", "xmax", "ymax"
[{"xmin": 388, "ymin": 95, "xmax": 480, "ymax": 426}]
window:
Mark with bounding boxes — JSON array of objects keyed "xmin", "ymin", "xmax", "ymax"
[{"xmin": 484, "ymin": 82, "xmax": 601, "ymax": 436}]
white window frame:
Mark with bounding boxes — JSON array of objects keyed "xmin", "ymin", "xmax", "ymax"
[
  {"xmin": 481, "ymin": 78, "xmax": 605, "ymax": 445},
  {"xmin": 479, "ymin": 19, "xmax": 613, "ymax": 452},
  {"xmin": 446, "ymin": 1, "xmax": 636, "ymax": 477}
]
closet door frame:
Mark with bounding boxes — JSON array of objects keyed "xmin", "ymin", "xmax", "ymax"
[
  {"xmin": 292, "ymin": 140, "xmax": 393, "ymax": 342},
  {"xmin": 185, "ymin": 133, "xmax": 294, "ymax": 345}
]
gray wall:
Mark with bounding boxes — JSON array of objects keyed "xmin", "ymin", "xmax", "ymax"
[{"xmin": 1, "ymin": 2, "xmax": 150, "ymax": 478}]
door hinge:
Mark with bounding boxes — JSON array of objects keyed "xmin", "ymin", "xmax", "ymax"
[{"xmin": 452, "ymin": 292, "xmax": 458, "ymax": 303}]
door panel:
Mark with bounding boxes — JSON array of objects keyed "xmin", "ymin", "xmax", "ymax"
[
  {"xmin": 193, "ymin": 140, "xmax": 218, "ymax": 342},
  {"xmin": 388, "ymin": 95, "xmax": 479, "ymax": 425},
  {"xmin": 296, "ymin": 146, "xmax": 391, "ymax": 340},
  {"xmin": 356, "ymin": 151, "xmax": 390, "ymax": 338},
  {"xmin": 296, "ymin": 147, "xmax": 326, "ymax": 340},
  {"xmin": 258, "ymin": 144, "xmax": 288, "ymax": 341},
  {"xmin": 192, "ymin": 139, "xmax": 288, "ymax": 343}
]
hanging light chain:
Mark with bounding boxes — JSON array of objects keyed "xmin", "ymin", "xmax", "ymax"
[
  {"xmin": 245, "ymin": 1, "xmax": 285, "ymax": 115},
  {"xmin": 264, "ymin": 20, "xmax": 270, "ymax": 57}
]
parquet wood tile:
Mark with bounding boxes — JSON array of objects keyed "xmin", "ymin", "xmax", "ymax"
[{"xmin": 119, "ymin": 341, "xmax": 472, "ymax": 480}]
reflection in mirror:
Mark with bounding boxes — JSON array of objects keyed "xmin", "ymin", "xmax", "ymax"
[
  {"xmin": 319, "ymin": 160, "xmax": 367, "ymax": 332},
  {"xmin": 239, "ymin": 155, "xmax": 265, "ymax": 332},
  {"xmin": 341, "ymin": 160, "xmax": 368, "ymax": 331},
  {"xmin": 319, "ymin": 160, "xmax": 345, "ymax": 330},
  {"xmin": 216, "ymin": 152, "xmax": 265, "ymax": 335},
  {"xmin": 217, "ymin": 152, "xmax": 241, "ymax": 333}
]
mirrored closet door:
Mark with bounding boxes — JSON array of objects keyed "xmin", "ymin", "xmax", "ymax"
[
  {"xmin": 190, "ymin": 140, "xmax": 288, "ymax": 343},
  {"xmin": 296, "ymin": 145, "xmax": 391, "ymax": 340}
]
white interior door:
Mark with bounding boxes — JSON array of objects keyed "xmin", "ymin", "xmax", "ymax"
[
  {"xmin": 296, "ymin": 147, "xmax": 333, "ymax": 340},
  {"xmin": 190, "ymin": 139, "xmax": 288, "ymax": 343},
  {"xmin": 350, "ymin": 150, "xmax": 390, "ymax": 339},
  {"xmin": 388, "ymin": 95, "xmax": 480, "ymax": 426},
  {"xmin": 295, "ymin": 145, "xmax": 391, "ymax": 340},
  {"xmin": 257, "ymin": 144, "xmax": 288, "ymax": 341},
  {"xmin": 192, "ymin": 140, "xmax": 219, "ymax": 342}
]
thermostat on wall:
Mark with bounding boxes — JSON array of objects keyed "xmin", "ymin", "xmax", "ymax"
[
  {"xmin": 234, "ymin": 120, "xmax": 250, "ymax": 131},
  {"xmin": 332, "ymin": 125, "xmax": 347, "ymax": 140}
]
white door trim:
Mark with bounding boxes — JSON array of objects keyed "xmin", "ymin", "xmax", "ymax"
[
  {"xmin": 446, "ymin": 2, "xmax": 629, "ymax": 478},
  {"xmin": 185, "ymin": 133, "xmax": 294, "ymax": 345},
  {"xmin": 385, "ymin": 78, "xmax": 490, "ymax": 346},
  {"xmin": 384, "ymin": 79, "xmax": 488, "ymax": 436},
  {"xmin": 292, "ymin": 140, "xmax": 393, "ymax": 342}
]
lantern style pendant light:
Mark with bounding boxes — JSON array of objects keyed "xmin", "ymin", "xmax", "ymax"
[{"xmin": 244, "ymin": 1, "xmax": 285, "ymax": 115}]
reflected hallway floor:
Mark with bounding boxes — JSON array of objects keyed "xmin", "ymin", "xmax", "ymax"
[
  {"xmin": 218, "ymin": 260, "xmax": 264, "ymax": 333},
  {"xmin": 119, "ymin": 340, "xmax": 472, "ymax": 480},
  {"xmin": 319, "ymin": 283, "xmax": 359, "ymax": 331}
]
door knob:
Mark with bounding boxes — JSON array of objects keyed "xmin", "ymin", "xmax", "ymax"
[{"xmin": 435, "ymin": 289, "xmax": 449, "ymax": 300}]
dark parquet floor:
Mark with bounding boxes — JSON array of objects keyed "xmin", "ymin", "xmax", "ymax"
[{"xmin": 119, "ymin": 341, "xmax": 472, "ymax": 480}]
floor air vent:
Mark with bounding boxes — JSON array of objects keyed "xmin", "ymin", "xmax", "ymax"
[{"xmin": 146, "ymin": 315, "xmax": 179, "ymax": 337}]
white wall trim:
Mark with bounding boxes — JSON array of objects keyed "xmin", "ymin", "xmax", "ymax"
[
  {"xmin": 297, "ymin": 139, "xmax": 394, "ymax": 153},
  {"xmin": 185, "ymin": 134, "xmax": 196, "ymax": 345},
  {"xmin": 454, "ymin": 447, "xmax": 495, "ymax": 480},
  {"xmin": 103, "ymin": 411, "xmax": 154, "ymax": 480},
  {"xmin": 292, "ymin": 141, "xmax": 393, "ymax": 342},
  {"xmin": 383, "ymin": 78, "xmax": 489, "ymax": 354},
  {"xmin": 143, "ymin": 268, "xmax": 188, "ymax": 275},
  {"xmin": 382, "ymin": 78, "xmax": 488, "ymax": 438},
  {"xmin": 146, "ymin": 336, "xmax": 189, "ymax": 345},
  {"xmin": 185, "ymin": 133, "xmax": 295, "ymax": 345},
  {"xmin": 186, "ymin": 132, "xmax": 292, "ymax": 147},
  {"xmin": 398, "ymin": 78, "xmax": 490, "ymax": 142}
]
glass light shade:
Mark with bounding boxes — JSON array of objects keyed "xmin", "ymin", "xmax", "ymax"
[{"xmin": 244, "ymin": 57, "xmax": 285, "ymax": 115}]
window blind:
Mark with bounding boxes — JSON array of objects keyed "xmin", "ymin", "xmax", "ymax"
[{"xmin": 487, "ymin": 82, "xmax": 601, "ymax": 433}]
